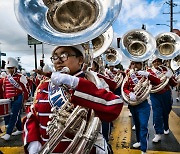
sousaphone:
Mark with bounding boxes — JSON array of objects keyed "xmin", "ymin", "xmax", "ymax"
[
  {"xmin": 120, "ymin": 29, "xmax": 156, "ymax": 105},
  {"xmin": 155, "ymin": 32, "xmax": 180, "ymax": 60},
  {"xmin": 14, "ymin": 0, "xmax": 122, "ymax": 46},
  {"xmin": 120, "ymin": 29, "xmax": 156, "ymax": 62}
]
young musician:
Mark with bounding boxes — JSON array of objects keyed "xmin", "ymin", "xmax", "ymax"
[
  {"xmin": 1, "ymin": 57, "xmax": 29, "ymax": 140},
  {"xmin": 123, "ymin": 61, "xmax": 160, "ymax": 154},
  {"xmin": 23, "ymin": 45, "xmax": 123, "ymax": 154},
  {"xmin": 148, "ymin": 57, "xmax": 177, "ymax": 142}
]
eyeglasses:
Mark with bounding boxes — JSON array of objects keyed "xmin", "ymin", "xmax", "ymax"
[{"xmin": 50, "ymin": 53, "xmax": 76, "ymax": 63}]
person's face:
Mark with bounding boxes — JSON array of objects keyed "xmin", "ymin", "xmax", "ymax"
[
  {"xmin": 91, "ymin": 63, "xmax": 98, "ymax": 72},
  {"xmin": 130, "ymin": 62, "xmax": 135, "ymax": 69},
  {"xmin": 134, "ymin": 62, "xmax": 142, "ymax": 71},
  {"xmin": 152, "ymin": 59, "xmax": 162, "ymax": 68},
  {"xmin": 109, "ymin": 66, "xmax": 114, "ymax": 71},
  {"xmin": 6, "ymin": 67, "xmax": 16, "ymax": 75},
  {"xmin": 51, "ymin": 47, "xmax": 84, "ymax": 75}
]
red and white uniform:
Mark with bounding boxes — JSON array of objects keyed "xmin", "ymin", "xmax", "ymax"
[
  {"xmin": 23, "ymin": 71, "xmax": 123, "ymax": 153},
  {"xmin": 3, "ymin": 73, "xmax": 29, "ymax": 100},
  {"xmin": 0, "ymin": 78, "xmax": 4, "ymax": 99},
  {"xmin": 147, "ymin": 65, "xmax": 177, "ymax": 94},
  {"xmin": 104, "ymin": 68, "xmax": 118, "ymax": 80},
  {"xmin": 123, "ymin": 70, "xmax": 161, "ymax": 95}
]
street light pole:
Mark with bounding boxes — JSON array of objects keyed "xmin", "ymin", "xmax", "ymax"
[
  {"xmin": 34, "ymin": 44, "xmax": 37, "ymax": 69},
  {"xmin": 170, "ymin": 0, "xmax": 173, "ymax": 32}
]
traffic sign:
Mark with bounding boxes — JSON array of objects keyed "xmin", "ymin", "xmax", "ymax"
[{"xmin": 27, "ymin": 35, "xmax": 42, "ymax": 45}]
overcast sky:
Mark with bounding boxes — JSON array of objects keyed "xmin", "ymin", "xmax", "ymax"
[{"xmin": 0, "ymin": 0, "xmax": 180, "ymax": 71}]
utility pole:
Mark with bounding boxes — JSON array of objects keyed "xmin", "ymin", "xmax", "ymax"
[
  {"xmin": 163, "ymin": 0, "xmax": 179, "ymax": 32},
  {"xmin": 170, "ymin": 0, "xmax": 173, "ymax": 32}
]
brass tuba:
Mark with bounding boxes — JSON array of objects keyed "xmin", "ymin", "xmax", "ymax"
[
  {"xmin": 14, "ymin": 0, "xmax": 122, "ymax": 46},
  {"xmin": 120, "ymin": 29, "xmax": 156, "ymax": 105},
  {"xmin": 150, "ymin": 65, "xmax": 173, "ymax": 93},
  {"xmin": 103, "ymin": 47, "xmax": 122, "ymax": 66},
  {"xmin": 121, "ymin": 69, "xmax": 152, "ymax": 106},
  {"xmin": 39, "ymin": 85, "xmax": 101, "ymax": 154},
  {"xmin": 120, "ymin": 29, "xmax": 156, "ymax": 62},
  {"xmin": 171, "ymin": 55, "xmax": 180, "ymax": 71},
  {"xmin": 155, "ymin": 32, "xmax": 180, "ymax": 60},
  {"xmin": 102, "ymin": 47, "xmax": 124, "ymax": 87},
  {"xmin": 171, "ymin": 55, "xmax": 180, "ymax": 82}
]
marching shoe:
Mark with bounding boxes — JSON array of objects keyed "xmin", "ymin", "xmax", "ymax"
[
  {"xmin": 164, "ymin": 129, "xmax": 169, "ymax": 135},
  {"xmin": 132, "ymin": 125, "xmax": 136, "ymax": 130},
  {"xmin": 176, "ymin": 97, "xmax": 179, "ymax": 102},
  {"xmin": 12, "ymin": 130, "xmax": 23, "ymax": 136},
  {"xmin": 1, "ymin": 134, "xmax": 10, "ymax": 141},
  {"xmin": 152, "ymin": 134, "xmax": 161, "ymax": 143},
  {"xmin": 133, "ymin": 142, "xmax": 141, "ymax": 148},
  {"xmin": 141, "ymin": 151, "xmax": 147, "ymax": 154},
  {"xmin": 128, "ymin": 112, "xmax": 132, "ymax": 117}
]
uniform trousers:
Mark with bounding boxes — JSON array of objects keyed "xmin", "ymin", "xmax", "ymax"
[
  {"xmin": 128, "ymin": 100, "xmax": 150, "ymax": 152},
  {"xmin": 150, "ymin": 89, "xmax": 173, "ymax": 133},
  {"xmin": 4, "ymin": 94, "xmax": 23, "ymax": 135}
]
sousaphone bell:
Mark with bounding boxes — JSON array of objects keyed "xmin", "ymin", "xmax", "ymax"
[{"xmin": 14, "ymin": 0, "xmax": 122, "ymax": 46}]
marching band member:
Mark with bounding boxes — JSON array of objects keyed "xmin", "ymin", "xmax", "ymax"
[
  {"xmin": 21, "ymin": 70, "xmax": 32, "ymax": 100},
  {"xmin": 105, "ymin": 64, "xmax": 118, "ymax": 80},
  {"xmin": 0, "ymin": 72, "xmax": 7, "ymax": 133},
  {"xmin": 23, "ymin": 45, "xmax": 123, "ymax": 154},
  {"xmin": 0, "ymin": 72, "xmax": 7, "ymax": 99},
  {"xmin": 29, "ymin": 70, "xmax": 37, "ymax": 97},
  {"xmin": 148, "ymin": 57, "xmax": 177, "ymax": 143},
  {"xmin": 174, "ymin": 67, "xmax": 180, "ymax": 102},
  {"xmin": 123, "ymin": 61, "xmax": 160, "ymax": 154},
  {"xmin": 35, "ymin": 66, "xmax": 43, "ymax": 87},
  {"xmin": 33, "ymin": 64, "xmax": 52, "ymax": 80},
  {"xmin": 1, "ymin": 57, "xmax": 29, "ymax": 141}
]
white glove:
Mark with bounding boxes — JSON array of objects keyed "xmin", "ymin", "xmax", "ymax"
[
  {"xmin": 20, "ymin": 75, "xmax": 28, "ymax": 85},
  {"xmin": 129, "ymin": 92, "xmax": 136, "ymax": 101},
  {"xmin": 27, "ymin": 141, "xmax": 42, "ymax": 154},
  {"xmin": 51, "ymin": 72, "xmax": 79, "ymax": 88},
  {"xmin": 137, "ymin": 71, "xmax": 150, "ymax": 77},
  {"xmin": 165, "ymin": 69, "xmax": 173, "ymax": 78}
]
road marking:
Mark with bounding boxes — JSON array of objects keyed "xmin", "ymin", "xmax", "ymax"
[
  {"xmin": 110, "ymin": 106, "xmax": 131, "ymax": 152},
  {"xmin": 169, "ymin": 110, "xmax": 180, "ymax": 144},
  {"xmin": 0, "ymin": 147, "xmax": 24, "ymax": 154},
  {"xmin": 107, "ymin": 149, "xmax": 180, "ymax": 154},
  {"xmin": 172, "ymin": 106, "xmax": 180, "ymax": 109}
]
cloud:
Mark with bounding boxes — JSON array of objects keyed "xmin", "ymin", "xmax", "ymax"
[{"xmin": 118, "ymin": 0, "xmax": 162, "ymax": 24}]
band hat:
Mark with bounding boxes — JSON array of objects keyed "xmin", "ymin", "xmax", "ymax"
[
  {"xmin": 38, "ymin": 66, "xmax": 42, "ymax": 70},
  {"xmin": 43, "ymin": 64, "xmax": 52, "ymax": 73},
  {"xmin": 52, "ymin": 45, "xmax": 85, "ymax": 59},
  {"xmin": 6, "ymin": 57, "xmax": 18, "ymax": 68},
  {"xmin": 21, "ymin": 70, "xmax": 27, "ymax": 75},
  {"xmin": 30, "ymin": 70, "xmax": 35, "ymax": 76}
]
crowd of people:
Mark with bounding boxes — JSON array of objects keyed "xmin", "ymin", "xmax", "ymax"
[{"xmin": 0, "ymin": 44, "xmax": 179, "ymax": 154}]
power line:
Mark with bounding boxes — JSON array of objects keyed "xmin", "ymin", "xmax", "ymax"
[{"xmin": 162, "ymin": 0, "xmax": 180, "ymax": 32}]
